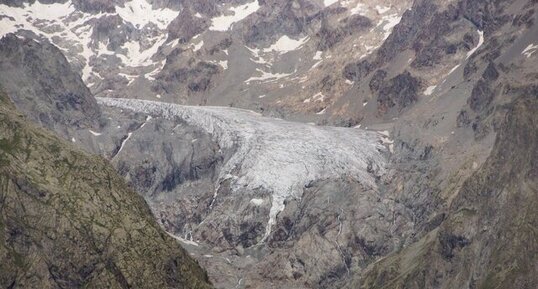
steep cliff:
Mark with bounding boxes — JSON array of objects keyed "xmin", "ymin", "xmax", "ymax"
[
  {"xmin": 351, "ymin": 91, "xmax": 538, "ymax": 289},
  {"xmin": 0, "ymin": 91, "xmax": 212, "ymax": 289}
]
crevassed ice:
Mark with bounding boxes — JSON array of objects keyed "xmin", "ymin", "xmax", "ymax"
[{"xmin": 97, "ymin": 98, "xmax": 387, "ymax": 240}]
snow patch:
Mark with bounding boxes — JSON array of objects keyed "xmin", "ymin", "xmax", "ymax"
[
  {"xmin": 381, "ymin": 14, "xmax": 401, "ymax": 39},
  {"xmin": 324, "ymin": 0, "xmax": 339, "ymax": 7},
  {"xmin": 119, "ymin": 35, "xmax": 167, "ymax": 67},
  {"xmin": 311, "ymin": 51, "xmax": 323, "ymax": 68},
  {"xmin": 89, "ymin": 130, "xmax": 102, "ymax": 136},
  {"xmin": 375, "ymin": 5, "xmax": 391, "ymax": 14},
  {"xmin": 316, "ymin": 107, "xmax": 327, "ymax": 115},
  {"xmin": 218, "ymin": 60, "xmax": 228, "ymax": 69},
  {"xmin": 192, "ymin": 40, "xmax": 204, "ymax": 52},
  {"xmin": 245, "ymin": 68, "xmax": 293, "ymax": 83},
  {"xmin": 263, "ymin": 35, "xmax": 309, "ymax": 54},
  {"xmin": 522, "ymin": 43, "xmax": 538, "ymax": 58},
  {"xmin": 118, "ymin": 73, "xmax": 138, "ymax": 86},
  {"xmin": 246, "ymin": 46, "xmax": 269, "ymax": 65},
  {"xmin": 167, "ymin": 232, "xmax": 199, "ymax": 246},
  {"xmin": 250, "ymin": 199, "xmax": 264, "ymax": 206},
  {"xmin": 312, "ymin": 92, "xmax": 326, "ymax": 102},
  {"xmin": 350, "ymin": 3, "xmax": 367, "ymax": 15},
  {"xmin": 466, "ymin": 30, "xmax": 484, "ymax": 59},
  {"xmin": 304, "ymin": 92, "xmax": 325, "ymax": 103},
  {"xmin": 448, "ymin": 64, "xmax": 460, "ymax": 75},
  {"xmin": 209, "ymin": 0, "xmax": 260, "ymax": 31},
  {"xmin": 116, "ymin": 0, "xmax": 179, "ymax": 29},
  {"xmin": 115, "ymin": 132, "xmax": 133, "ymax": 157},
  {"xmin": 145, "ymin": 61, "xmax": 165, "ymax": 81},
  {"xmin": 424, "ymin": 85, "xmax": 437, "ymax": 96},
  {"xmin": 140, "ymin": 115, "xmax": 152, "ymax": 128}
]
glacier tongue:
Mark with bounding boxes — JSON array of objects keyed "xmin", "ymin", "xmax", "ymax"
[{"xmin": 97, "ymin": 97, "xmax": 388, "ymax": 239}]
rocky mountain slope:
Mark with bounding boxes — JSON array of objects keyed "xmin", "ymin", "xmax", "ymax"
[
  {"xmin": 352, "ymin": 91, "xmax": 538, "ymax": 289},
  {"xmin": 0, "ymin": 33, "xmax": 403, "ymax": 288},
  {"xmin": 0, "ymin": 0, "xmax": 537, "ymax": 288},
  {"xmin": 0, "ymin": 0, "xmax": 413, "ymax": 123},
  {"xmin": 0, "ymin": 91, "xmax": 212, "ymax": 288},
  {"xmin": 0, "ymin": 34, "xmax": 100, "ymax": 139}
]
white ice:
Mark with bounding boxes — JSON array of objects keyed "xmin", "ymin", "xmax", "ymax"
[{"xmin": 98, "ymin": 97, "xmax": 388, "ymax": 240}]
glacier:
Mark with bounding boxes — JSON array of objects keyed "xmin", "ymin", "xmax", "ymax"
[{"xmin": 97, "ymin": 97, "xmax": 388, "ymax": 239}]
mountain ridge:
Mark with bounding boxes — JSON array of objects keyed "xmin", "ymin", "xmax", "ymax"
[
  {"xmin": 0, "ymin": 0, "xmax": 537, "ymax": 288},
  {"xmin": 0, "ymin": 89, "xmax": 213, "ymax": 289}
]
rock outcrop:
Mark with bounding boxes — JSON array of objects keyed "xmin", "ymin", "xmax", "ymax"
[
  {"xmin": 0, "ymin": 91, "xmax": 213, "ymax": 289},
  {"xmin": 0, "ymin": 34, "xmax": 101, "ymax": 138},
  {"xmin": 1, "ymin": 0, "xmax": 537, "ymax": 288},
  {"xmin": 352, "ymin": 91, "xmax": 538, "ymax": 289}
]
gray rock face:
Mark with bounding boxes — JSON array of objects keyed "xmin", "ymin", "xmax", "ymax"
[
  {"xmin": 1, "ymin": 0, "xmax": 538, "ymax": 289},
  {"xmin": 0, "ymin": 0, "xmax": 413, "ymax": 121},
  {"xmin": 167, "ymin": 9, "xmax": 208, "ymax": 44},
  {"xmin": 352, "ymin": 90, "xmax": 538, "ymax": 289},
  {"xmin": 316, "ymin": 14, "xmax": 373, "ymax": 51},
  {"xmin": 0, "ymin": 34, "xmax": 101, "ymax": 138},
  {"xmin": 376, "ymin": 71, "xmax": 422, "ymax": 114},
  {"xmin": 0, "ymin": 92, "xmax": 213, "ymax": 289}
]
